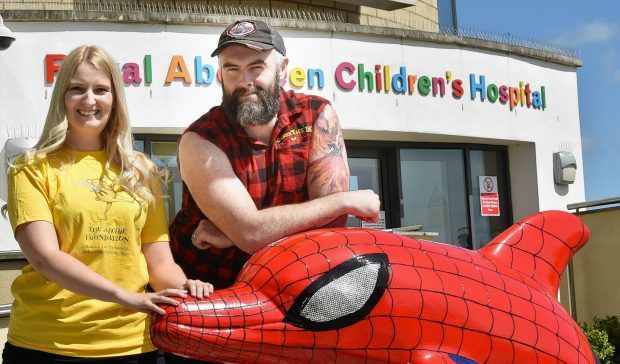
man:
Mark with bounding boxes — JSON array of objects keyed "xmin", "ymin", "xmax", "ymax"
[{"xmin": 170, "ymin": 19, "xmax": 380, "ymax": 291}]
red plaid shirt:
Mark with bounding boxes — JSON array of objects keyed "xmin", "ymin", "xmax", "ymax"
[{"xmin": 170, "ymin": 90, "xmax": 329, "ymax": 288}]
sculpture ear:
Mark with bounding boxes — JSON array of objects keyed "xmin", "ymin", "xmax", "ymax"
[{"xmin": 284, "ymin": 253, "xmax": 390, "ymax": 331}]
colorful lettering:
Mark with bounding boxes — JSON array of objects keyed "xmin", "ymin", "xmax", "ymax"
[
  {"xmin": 195, "ymin": 56, "xmax": 215, "ymax": 85},
  {"xmin": 144, "ymin": 55, "xmax": 152, "ymax": 84},
  {"xmin": 470, "ymin": 74, "xmax": 486, "ymax": 101},
  {"xmin": 532, "ymin": 91, "xmax": 542, "ymax": 109},
  {"xmin": 358, "ymin": 64, "xmax": 374, "ymax": 92},
  {"xmin": 432, "ymin": 77, "xmax": 445, "ymax": 97},
  {"xmin": 39, "ymin": 54, "xmax": 549, "ymax": 113},
  {"xmin": 384, "ymin": 65, "xmax": 391, "ymax": 93},
  {"xmin": 165, "ymin": 55, "xmax": 192, "ymax": 84},
  {"xmin": 307, "ymin": 69, "xmax": 324, "ymax": 89},
  {"xmin": 289, "ymin": 67, "xmax": 305, "ymax": 88},
  {"xmin": 508, "ymin": 87, "xmax": 520, "ymax": 110},
  {"xmin": 487, "ymin": 84, "xmax": 499, "ymax": 103},
  {"xmin": 452, "ymin": 79, "xmax": 463, "ymax": 98},
  {"xmin": 392, "ymin": 67, "xmax": 407, "ymax": 94},
  {"xmin": 45, "ymin": 54, "xmax": 65, "ymax": 83},
  {"xmin": 122, "ymin": 63, "xmax": 142, "ymax": 84},
  {"xmin": 418, "ymin": 76, "xmax": 431, "ymax": 96},
  {"xmin": 335, "ymin": 62, "xmax": 355, "ymax": 90},
  {"xmin": 499, "ymin": 86, "xmax": 509, "ymax": 104},
  {"xmin": 408, "ymin": 75, "xmax": 417, "ymax": 94}
]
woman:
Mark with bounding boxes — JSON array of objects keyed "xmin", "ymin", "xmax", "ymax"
[{"xmin": 2, "ymin": 45, "xmax": 212, "ymax": 363}]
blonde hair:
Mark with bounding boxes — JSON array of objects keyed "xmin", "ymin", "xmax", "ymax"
[{"xmin": 21, "ymin": 45, "xmax": 165, "ymax": 205}]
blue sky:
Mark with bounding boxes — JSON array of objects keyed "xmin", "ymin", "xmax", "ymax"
[{"xmin": 456, "ymin": 0, "xmax": 620, "ymax": 202}]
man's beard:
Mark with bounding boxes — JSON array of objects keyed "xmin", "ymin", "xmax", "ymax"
[{"xmin": 221, "ymin": 75, "xmax": 280, "ymax": 127}]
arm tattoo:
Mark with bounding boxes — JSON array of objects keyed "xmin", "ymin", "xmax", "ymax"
[
  {"xmin": 312, "ymin": 106, "xmax": 345, "ymax": 158},
  {"xmin": 308, "ymin": 106, "xmax": 349, "ymax": 196}
]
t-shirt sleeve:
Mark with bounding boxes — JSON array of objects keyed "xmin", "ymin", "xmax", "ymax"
[
  {"xmin": 7, "ymin": 162, "xmax": 53, "ymax": 232},
  {"xmin": 141, "ymin": 176, "xmax": 170, "ymax": 244}
]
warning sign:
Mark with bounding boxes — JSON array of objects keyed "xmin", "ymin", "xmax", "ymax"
[
  {"xmin": 479, "ymin": 176, "xmax": 500, "ymax": 217},
  {"xmin": 361, "ymin": 211, "xmax": 386, "ymax": 230}
]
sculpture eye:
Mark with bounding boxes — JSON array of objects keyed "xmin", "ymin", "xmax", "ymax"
[{"xmin": 284, "ymin": 253, "xmax": 389, "ymax": 331}]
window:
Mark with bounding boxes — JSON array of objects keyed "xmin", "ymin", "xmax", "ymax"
[
  {"xmin": 135, "ymin": 135, "xmax": 512, "ymax": 250},
  {"xmin": 345, "ymin": 147, "xmax": 396, "ymax": 228},
  {"xmin": 134, "ymin": 134, "xmax": 181, "ymax": 223},
  {"xmin": 347, "ymin": 142, "xmax": 512, "ymax": 250}
]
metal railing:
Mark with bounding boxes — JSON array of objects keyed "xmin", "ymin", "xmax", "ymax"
[
  {"xmin": 0, "ymin": 304, "xmax": 11, "ymax": 318},
  {"xmin": 0, "ymin": 250, "xmax": 24, "ymax": 261},
  {"xmin": 2, "ymin": 1, "xmax": 580, "ymax": 59},
  {"xmin": 567, "ymin": 197, "xmax": 620, "ymax": 213},
  {"xmin": 440, "ymin": 25, "xmax": 580, "ymax": 60},
  {"xmin": 0, "ymin": 252, "xmax": 24, "ymax": 318},
  {"xmin": 564, "ymin": 196, "xmax": 620, "ymax": 320},
  {"xmin": 1, "ymin": 0, "xmax": 349, "ymax": 23}
]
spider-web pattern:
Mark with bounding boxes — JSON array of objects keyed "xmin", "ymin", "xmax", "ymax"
[{"xmin": 152, "ymin": 210, "xmax": 595, "ymax": 363}]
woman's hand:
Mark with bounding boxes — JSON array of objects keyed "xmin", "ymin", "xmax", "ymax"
[
  {"xmin": 117, "ymin": 288, "xmax": 187, "ymax": 315},
  {"xmin": 118, "ymin": 281, "xmax": 214, "ymax": 316},
  {"xmin": 181, "ymin": 279, "xmax": 214, "ymax": 300}
]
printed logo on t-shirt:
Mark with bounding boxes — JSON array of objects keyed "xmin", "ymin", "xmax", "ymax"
[
  {"xmin": 79, "ymin": 177, "xmax": 128, "ymax": 220},
  {"xmin": 79, "ymin": 176, "xmax": 134, "ymax": 256}
]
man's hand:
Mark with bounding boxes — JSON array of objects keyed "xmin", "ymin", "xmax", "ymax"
[
  {"xmin": 180, "ymin": 279, "xmax": 214, "ymax": 300},
  {"xmin": 343, "ymin": 189, "xmax": 381, "ymax": 223},
  {"xmin": 191, "ymin": 219, "xmax": 235, "ymax": 250}
]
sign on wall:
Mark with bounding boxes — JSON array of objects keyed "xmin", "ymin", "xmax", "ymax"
[
  {"xmin": 479, "ymin": 176, "xmax": 500, "ymax": 217},
  {"xmin": 43, "ymin": 54, "xmax": 548, "ymax": 113}
]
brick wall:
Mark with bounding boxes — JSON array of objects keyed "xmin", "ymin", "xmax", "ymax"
[{"xmin": 1, "ymin": 0, "xmax": 439, "ymax": 32}]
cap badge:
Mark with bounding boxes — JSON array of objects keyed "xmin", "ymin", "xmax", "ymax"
[{"xmin": 228, "ymin": 21, "xmax": 257, "ymax": 38}]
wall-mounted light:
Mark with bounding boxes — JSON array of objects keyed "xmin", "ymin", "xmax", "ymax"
[
  {"xmin": 0, "ymin": 14, "xmax": 15, "ymax": 51},
  {"xmin": 553, "ymin": 151, "xmax": 577, "ymax": 185},
  {"xmin": 5, "ymin": 138, "xmax": 37, "ymax": 168}
]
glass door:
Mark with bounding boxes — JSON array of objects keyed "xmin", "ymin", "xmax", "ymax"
[
  {"xmin": 347, "ymin": 157, "xmax": 382, "ymax": 227},
  {"xmin": 468, "ymin": 149, "xmax": 512, "ymax": 249},
  {"xmin": 345, "ymin": 146, "xmax": 395, "ymax": 229},
  {"xmin": 399, "ymin": 149, "xmax": 469, "ymax": 247}
]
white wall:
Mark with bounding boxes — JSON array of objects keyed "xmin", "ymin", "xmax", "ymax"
[{"xmin": 0, "ymin": 21, "xmax": 586, "ymax": 251}]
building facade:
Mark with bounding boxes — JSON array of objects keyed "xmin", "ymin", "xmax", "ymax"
[{"xmin": 0, "ymin": 0, "xmax": 584, "ymax": 334}]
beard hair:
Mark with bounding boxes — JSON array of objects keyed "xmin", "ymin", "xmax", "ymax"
[{"xmin": 221, "ymin": 74, "xmax": 280, "ymax": 127}]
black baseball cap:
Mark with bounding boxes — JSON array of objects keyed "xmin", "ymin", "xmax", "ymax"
[{"xmin": 211, "ymin": 19, "xmax": 286, "ymax": 57}]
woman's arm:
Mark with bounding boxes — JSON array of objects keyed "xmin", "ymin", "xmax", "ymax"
[
  {"xmin": 16, "ymin": 220, "xmax": 186, "ymax": 314},
  {"xmin": 142, "ymin": 241, "xmax": 214, "ymax": 299}
]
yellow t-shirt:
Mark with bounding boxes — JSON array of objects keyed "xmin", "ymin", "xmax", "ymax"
[{"xmin": 6, "ymin": 148, "xmax": 169, "ymax": 357}]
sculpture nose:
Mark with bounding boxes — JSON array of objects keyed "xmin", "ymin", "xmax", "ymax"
[{"xmin": 159, "ymin": 286, "xmax": 283, "ymax": 329}]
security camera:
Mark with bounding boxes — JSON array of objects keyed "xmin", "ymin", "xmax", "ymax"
[{"xmin": 0, "ymin": 15, "xmax": 15, "ymax": 51}]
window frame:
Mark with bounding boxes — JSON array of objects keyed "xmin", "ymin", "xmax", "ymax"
[{"xmin": 346, "ymin": 140, "xmax": 512, "ymax": 249}]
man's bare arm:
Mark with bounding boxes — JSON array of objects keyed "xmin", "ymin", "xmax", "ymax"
[
  {"xmin": 179, "ymin": 132, "xmax": 379, "ymax": 254},
  {"xmin": 307, "ymin": 104, "xmax": 350, "ymax": 226}
]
